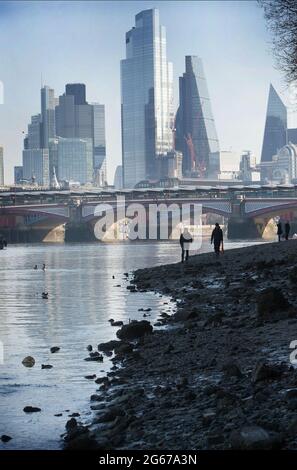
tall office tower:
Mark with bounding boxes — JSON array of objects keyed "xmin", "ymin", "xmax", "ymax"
[
  {"xmin": 0, "ymin": 146, "xmax": 4, "ymax": 186},
  {"xmin": 41, "ymin": 86, "xmax": 55, "ymax": 148},
  {"xmin": 92, "ymin": 103, "xmax": 107, "ymax": 186},
  {"xmin": 14, "ymin": 166, "xmax": 23, "ymax": 185},
  {"xmin": 57, "ymin": 137, "xmax": 93, "ymax": 184},
  {"xmin": 22, "ymin": 148, "xmax": 49, "ymax": 186},
  {"xmin": 261, "ymin": 84, "xmax": 287, "ymax": 179},
  {"xmin": 55, "ymin": 94, "xmax": 76, "ymax": 137},
  {"xmin": 66, "ymin": 83, "xmax": 86, "ymax": 105},
  {"xmin": 121, "ymin": 9, "xmax": 174, "ymax": 188},
  {"xmin": 27, "ymin": 114, "xmax": 42, "ymax": 149},
  {"xmin": 175, "ymin": 56, "xmax": 220, "ymax": 179},
  {"xmin": 56, "ymin": 85, "xmax": 107, "ymax": 184}
]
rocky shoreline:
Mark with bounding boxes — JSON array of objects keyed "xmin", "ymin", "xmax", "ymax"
[{"xmin": 64, "ymin": 240, "xmax": 297, "ymax": 450}]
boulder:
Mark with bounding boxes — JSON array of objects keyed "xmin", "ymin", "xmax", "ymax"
[
  {"xmin": 114, "ymin": 342, "xmax": 134, "ymax": 356},
  {"xmin": 222, "ymin": 361, "xmax": 243, "ymax": 378},
  {"xmin": 257, "ymin": 288, "xmax": 291, "ymax": 321},
  {"xmin": 50, "ymin": 346, "xmax": 60, "ymax": 354},
  {"xmin": 1, "ymin": 435, "xmax": 12, "ymax": 443},
  {"xmin": 22, "ymin": 356, "xmax": 35, "ymax": 367},
  {"xmin": 116, "ymin": 320, "xmax": 153, "ymax": 340},
  {"xmin": 252, "ymin": 362, "xmax": 285, "ymax": 383},
  {"xmin": 230, "ymin": 426, "xmax": 282, "ymax": 450},
  {"xmin": 97, "ymin": 340, "xmax": 121, "ymax": 352},
  {"xmin": 66, "ymin": 418, "xmax": 77, "ymax": 431},
  {"xmin": 173, "ymin": 308, "xmax": 199, "ymax": 322},
  {"xmin": 289, "ymin": 266, "xmax": 297, "ymax": 284}
]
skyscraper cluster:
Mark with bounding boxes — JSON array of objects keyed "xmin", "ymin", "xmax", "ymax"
[
  {"xmin": 121, "ymin": 9, "xmax": 220, "ymax": 188},
  {"xmin": 14, "ymin": 8, "xmax": 297, "ymax": 190},
  {"xmin": 21, "ymin": 84, "xmax": 106, "ymax": 187}
]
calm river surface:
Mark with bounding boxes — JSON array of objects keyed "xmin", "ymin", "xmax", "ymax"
[{"xmin": 0, "ymin": 240, "xmax": 265, "ymax": 449}]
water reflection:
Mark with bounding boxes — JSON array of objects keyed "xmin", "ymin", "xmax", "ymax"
[{"xmin": 0, "ymin": 240, "xmax": 264, "ymax": 449}]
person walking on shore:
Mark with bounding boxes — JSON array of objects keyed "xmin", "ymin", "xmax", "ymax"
[
  {"xmin": 180, "ymin": 228, "xmax": 193, "ymax": 263},
  {"xmin": 277, "ymin": 221, "xmax": 283, "ymax": 242},
  {"xmin": 211, "ymin": 223, "xmax": 223, "ymax": 256},
  {"xmin": 285, "ymin": 221, "xmax": 291, "ymax": 241}
]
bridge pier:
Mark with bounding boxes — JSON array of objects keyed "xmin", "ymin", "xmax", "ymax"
[
  {"xmin": 227, "ymin": 217, "xmax": 262, "ymax": 240},
  {"xmin": 64, "ymin": 222, "xmax": 96, "ymax": 242}
]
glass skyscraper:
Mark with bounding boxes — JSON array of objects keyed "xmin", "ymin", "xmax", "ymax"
[
  {"xmin": 41, "ymin": 86, "xmax": 55, "ymax": 148},
  {"xmin": 175, "ymin": 56, "xmax": 220, "ymax": 179},
  {"xmin": 261, "ymin": 84, "xmax": 287, "ymax": 175},
  {"xmin": 121, "ymin": 9, "xmax": 174, "ymax": 188}
]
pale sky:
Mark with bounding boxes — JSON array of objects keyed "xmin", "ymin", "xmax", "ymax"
[{"xmin": 0, "ymin": 0, "xmax": 296, "ymax": 184}]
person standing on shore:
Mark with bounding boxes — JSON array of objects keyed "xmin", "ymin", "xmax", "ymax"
[
  {"xmin": 180, "ymin": 228, "xmax": 193, "ymax": 263},
  {"xmin": 285, "ymin": 221, "xmax": 291, "ymax": 240},
  {"xmin": 277, "ymin": 221, "xmax": 283, "ymax": 242},
  {"xmin": 211, "ymin": 223, "xmax": 223, "ymax": 256}
]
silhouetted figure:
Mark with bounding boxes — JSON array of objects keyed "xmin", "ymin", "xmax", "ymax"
[
  {"xmin": 42, "ymin": 292, "xmax": 48, "ymax": 299},
  {"xmin": 0, "ymin": 238, "xmax": 7, "ymax": 250},
  {"xmin": 42, "ymin": 263, "xmax": 46, "ymax": 271},
  {"xmin": 277, "ymin": 221, "xmax": 283, "ymax": 242},
  {"xmin": 180, "ymin": 228, "xmax": 193, "ymax": 263},
  {"xmin": 211, "ymin": 223, "xmax": 223, "ymax": 256},
  {"xmin": 285, "ymin": 221, "xmax": 291, "ymax": 240},
  {"xmin": 33, "ymin": 265, "xmax": 38, "ymax": 270}
]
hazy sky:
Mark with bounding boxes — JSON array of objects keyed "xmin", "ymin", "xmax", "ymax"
[{"xmin": 0, "ymin": 0, "xmax": 296, "ymax": 184}]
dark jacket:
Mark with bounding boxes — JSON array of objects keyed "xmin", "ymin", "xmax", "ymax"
[
  {"xmin": 180, "ymin": 233, "xmax": 193, "ymax": 248},
  {"xmin": 211, "ymin": 227, "xmax": 223, "ymax": 244},
  {"xmin": 277, "ymin": 223, "xmax": 283, "ymax": 235},
  {"xmin": 285, "ymin": 223, "xmax": 290, "ymax": 234}
]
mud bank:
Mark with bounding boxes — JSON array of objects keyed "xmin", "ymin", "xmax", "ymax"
[{"xmin": 64, "ymin": 240, "xmax": 297, "ymax": 450}]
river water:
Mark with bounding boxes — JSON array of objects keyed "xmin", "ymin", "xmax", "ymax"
[{"xmin": 0, "ymin": 240, "xmax": 265, "ymax": 449}]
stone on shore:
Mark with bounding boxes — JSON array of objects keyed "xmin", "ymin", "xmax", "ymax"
[
  {"xmin": 252, "ymin": 361, "xmax": 285, "ymax": 383},
  {"xmin": 1, "ymin": 435, "xmax": 12, "ymax": 443},
  {"xmin": 98, "ymin": 340, "xmax": 121, "ymax": 352},
  {"xmin": 22, "ymin": 356, "xmax": 35, "ymax": 367},
  {"xmin": 230, "ymin": 426, "xmax": 282, "ymax": 449},
  {"xmin": 116, "ymin": 320, "xmax": 153, "ymax": 340},
  {"xmin": 50, "ymin": 346, "xmax": 60, "ymax": 353},
  {"xmin": 23, "ymin": 406, "xmax": 41, "ymax": 413},
  {"xmin": 222, "ymin": 361, "xmax": 243, "ymax": 378},
  {"xmin": 257, "ymin": 287, "xmax": 291, "ymax": 321}
]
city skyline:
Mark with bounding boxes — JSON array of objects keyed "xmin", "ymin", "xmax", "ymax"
[{"xmin": 0, "ymin": 0, "xmax": 297, "ymax": 185}]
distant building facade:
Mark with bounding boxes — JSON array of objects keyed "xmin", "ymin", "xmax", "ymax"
[
  {"xmin": 175, "ymin": 55, "xmax": 220, "ymax": 179},
  {"xmin": 121, "ymin": 9, "xmax": 174, "ymax": 188},
  {"xmin": 288, "ymin": 128, "xmax": 297, "ymax": 145},
  {"xmin": 14, "ymin": 166, "xmax": 23, "ymax": 185},
  {"xmin": 57, "ymin": 137, "xmax": 93, "ymax": 184},
  {"xmin": 114, "ymin": 165, "xmax": 123, "ymax": 190},
  {"xmin": 261, "ymin": 84, "xmax": 287, "ymax": 180},
  {"xmin": 22, "ymin": 148, "xmax": 49, "ymax": 186}
]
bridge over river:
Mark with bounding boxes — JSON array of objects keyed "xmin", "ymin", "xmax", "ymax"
[{"xmin": 1, "ymin": 185, "xmax": 297, "ymax": 242}]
